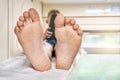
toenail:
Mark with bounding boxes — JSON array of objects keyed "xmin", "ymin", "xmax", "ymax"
[
  {"xmin": 23, "ymin": 12, "xmax": 29, "ymax": 18},
  {"xmin": 19, "ymin": 16, "xmax": 25, "ymax": 21}
]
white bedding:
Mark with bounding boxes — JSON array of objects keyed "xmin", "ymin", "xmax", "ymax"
[{"xmin": 0, "ymin": 55, "xmax": 68, "ymax": 80}]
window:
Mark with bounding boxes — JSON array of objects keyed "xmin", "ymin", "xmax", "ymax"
[
  {"xmin": 81, "ymin": 31, "xmax": 120, "ymax": 54},
  {"xmin": 82, "ymin": 32, "xmax": 120, "ymax": 48}
]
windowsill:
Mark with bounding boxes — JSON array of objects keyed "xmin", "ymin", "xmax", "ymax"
[
  {"xmin": 82, "ymin": 45, "xmax": 120, "ymax": 48},
  {"xmin": 81, "ymin": 46, "xmax": 120, "ymax": 54}
]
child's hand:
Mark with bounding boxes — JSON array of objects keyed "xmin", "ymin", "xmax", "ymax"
[{"xmin": 43, "ymin": 27, "xmax": 53, "ymax": 40}]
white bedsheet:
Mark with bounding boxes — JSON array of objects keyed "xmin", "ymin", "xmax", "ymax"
[{"xmin": 0, "ymin": 55, "xmax": 68, "ymax": 80}]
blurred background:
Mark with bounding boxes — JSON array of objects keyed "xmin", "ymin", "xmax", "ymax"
[{"xmin": 0, "ymin": 0, "xmax": 120, "ymax": 60}]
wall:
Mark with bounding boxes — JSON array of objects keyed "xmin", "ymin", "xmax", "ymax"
[
  {"xmin": 0, "ymin": 0, "xmax": 43, "ymax": 60},
  {"xmin": 0, "ymin": 0, "xmax": 8, "ymax": 60}
]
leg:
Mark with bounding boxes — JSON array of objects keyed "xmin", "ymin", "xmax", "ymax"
[
  {"xmin": 43, "ymin": 41, "xmax": 53, "ymax": 59},
  {"xmin": 14, "ymin": 8, "xmax": 52, "ymax": 71},
  {"xmin": 54, "ymin": 14, "xmax": 83, "ymax": 70}
]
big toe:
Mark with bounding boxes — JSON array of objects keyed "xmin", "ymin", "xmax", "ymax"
[
  {"xmin": 29, "ymin": 8, "xmax": 40, "ymax": 22},
  {"xmin": 55, "ymin": 14, "xmax": 65, "ymax": 28}
]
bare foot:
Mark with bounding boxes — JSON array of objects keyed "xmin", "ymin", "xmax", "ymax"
[
  {"xmin": 55, "ymin": 14, "xmax": 83, "ymax": 70},
  {"xmin": 14, "ymin": 8, "xmax": 51, "ymax": 71}
]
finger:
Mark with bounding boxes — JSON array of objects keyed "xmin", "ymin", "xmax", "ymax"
[
  {"xmin": 46, "ymin": 34, "xmax": 52, "ymax": 37},
  {"xmin": 46, "ymin": 27, "xmax": 51, "ymax": 31},
  {"xmin": 48, "ymin": 27, "xmax": 51, "ymax": 29},
  {"xmin": 47, "ymin": 31, "xmax": 53, "ymax": 34}
]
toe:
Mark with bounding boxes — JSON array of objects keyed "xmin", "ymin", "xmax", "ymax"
[
  {"xmin": 73, "ymin": 24, "xmax": 79, "ymax": 30},
  {"xmin": 17, "ymin": 21, "xmax": 24, "ymax": 30},
  {"xmin": 23, "ymin": 11, "xmax": 30, "ymax": 22},
  {"xmin": 70, "ymin": 19, "xmax": 76, "ymax": 26},
  {"xmin": 77, "ymin": 28, "xmax": 83, "ymax": 36},
  {"xmin": 65, "ymin": 17, "xmax": 71, "ymax": 25},
  {"xmin": 17, "ymin": 21, "xmax": 24, "ymax": 27},
  {"xmin": 14, "ymin": 26, "xmax": 20, "ymax": 35},
  {"xmin": 55, "ymin": 14, "xmax": 65, "ymax": 28},
  {"xmin": 19, "ymin": 16, "xmax": 25, "ymax": 22},
  {"xmin": 29, "ymin": 8, "xmax": 40, "ymax": 22}
]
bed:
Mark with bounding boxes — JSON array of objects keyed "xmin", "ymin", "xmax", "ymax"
[
  {"xmin": 0, "ymin": 55, "xmax": 68, "ymax": 80},
  {"xmin": 0, "ymin": 48, "xmax": 84, "ymax": 80},
  {"xmin": 0, "ymin": 53, "xmax": 120, "ymax": 80}
]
